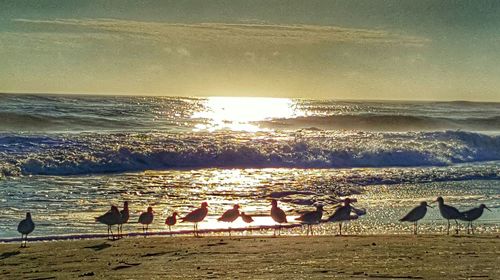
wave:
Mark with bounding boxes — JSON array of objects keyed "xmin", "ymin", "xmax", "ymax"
[
  {"xmin": 259, "ymin": 115, "xmax": 500, "ymax": 131},
  {"xmin": 0, "ymin": 112, "xmax": 142, "ymax": 132},
  {"xmin": 1, "ymin": 130, "xmax": 500, "ymax": 177}
]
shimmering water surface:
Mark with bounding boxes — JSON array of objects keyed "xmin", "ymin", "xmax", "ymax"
[{"xmin": 1, "ymin": 94, "xmax": 499, "ymax": 238}]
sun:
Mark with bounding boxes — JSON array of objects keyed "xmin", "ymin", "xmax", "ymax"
[{"xmin": 191, "ymin": 96, "xmax": 303, "ymax": 132}]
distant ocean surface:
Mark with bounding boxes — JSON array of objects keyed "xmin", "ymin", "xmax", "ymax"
[{"xmin": 0, "ymin": 93, "xmax": 499, "ymax": 238}]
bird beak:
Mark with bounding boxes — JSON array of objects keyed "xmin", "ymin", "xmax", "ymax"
[
  {"xmin": 430, "ymin": 200, "xmax": 437, "ymax": 204},
  {"xmin": 485, "ymin": 206, "xmax": 492, "ymax": 211},
  {"xmin": 427, "ymin": 205, "xmax": 434, "ymax": 208}
]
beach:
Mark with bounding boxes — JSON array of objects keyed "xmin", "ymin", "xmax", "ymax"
[
  {"xmin": 1, "ymin": 95, "xmax": 499, "ymax": 279},
  {"xmin": 1, "ymin": 234, "xmax": 499, "ymax": 279}
]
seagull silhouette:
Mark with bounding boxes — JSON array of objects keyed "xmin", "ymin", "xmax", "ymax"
[
  {"xmin": 181, "ymin": 202, "xmax": 209, "ymax": 237},
  {"xmin": 459, "ymin": 204, "xmax": 491, "ymax": 234},
  {"xmin": 165, "ymin": 212, "xmax": 178, "ymax": 235},
  {"xmin": 400, "ymin": 201, "xmax": 432, "ymax": 234},
  {"xmin": 17, "ymin": 212, "xmax": 35, "ymax": 248},
  {"xmin": 217, "ymin": 204, "xmax": 241, "ymax": 236},
  {"xmin": 270, "ymin": 199, "xmax": 287, "ymax": 236},
  {"xmin": 433, "ymin": 197, "xmax": 463, "ymax": 235},
  {"xmin": 95, "ymin": 206, "xmax": 121, "ymax": 240},
  {"xmin": 295, "ymin": 205, "xmax": 324, "ymax": 236},
  {"xmin": 138, "ymin": 206, "xmax": 154, "ymax": 237}
]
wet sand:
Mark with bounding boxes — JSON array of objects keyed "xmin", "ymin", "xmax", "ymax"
[{"xmin": 1, "ymin": 234, "xmax": 499, "ymax": 279}]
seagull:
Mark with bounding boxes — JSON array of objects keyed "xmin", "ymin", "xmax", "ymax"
[
  {"xmin": 295, "ymin": 205, "xmax": 324, "ymax": 236},
  {"xmin": 434, "ymin": 197, "xmax": 463, "ymax": 235},
  {"xmin": 270, "ymin": 199, "xmax": 287, "ymax": 236},
  {"xmin": 399, "ymin": 201, "xmax": 433, "ymax": 234},
  {"xmin": 165, "ymin": 212, "xmax": 178, "ymax": 235},
  {"xmin": 459, "ymin": 204, "xmax": 491, "ymax": 234},
  {"xmin": 240, "ymin": 212, "xmax": 254, "ymax": 224},
  {"xmin": 326, "ymin": 198, "xmax": 356, "ymax": 235},
  {"xmin": 118, "ymin": 201, "xmax": 129, "ymax": 238},
  {"xmin": 181, "ymin": 202, "xmax": 209, "ymax": 237},
  {"xmin": 95, "ymin": 206, "xmax": 121, "ymax": 240},
  {"xmin": 17, "ymin": 212, "xmax": 35, "ymax": 248},
  {"xmin": 217, "ymin": 204, "xmax": 241, "ymax": 236},
  {"xmin": 138, "ymin": 206, "xmax": 154, "ymax": 237}
]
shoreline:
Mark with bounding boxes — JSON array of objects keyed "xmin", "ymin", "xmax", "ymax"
[{"xmin": 1, "ymin": 234, "xmax": 499, "ymax": 279}]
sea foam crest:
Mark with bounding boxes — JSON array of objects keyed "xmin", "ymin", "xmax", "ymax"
[{"xmin": 0, "ymin": 130, "xmax": 499, "ymax": 177}]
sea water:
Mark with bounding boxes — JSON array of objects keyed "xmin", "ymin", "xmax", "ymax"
[{"xmin": 0, "ymin": 94, "xmax": 499, "ymax": 238}]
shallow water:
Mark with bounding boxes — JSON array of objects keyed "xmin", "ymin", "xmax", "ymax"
[{"xmin": 1, "ymin": 168, "xmax": 499, "ymax": 238}]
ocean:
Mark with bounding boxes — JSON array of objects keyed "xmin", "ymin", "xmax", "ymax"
[{"xmin": 0, "ymin": 93, "xmax": 499, "ymax": 238}]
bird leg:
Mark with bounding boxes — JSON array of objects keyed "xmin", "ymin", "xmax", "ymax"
[
  {"xmin": 455, "ymin": 220, "xmax": 459, "ymax": 235},
  {"xmin": 447, "ymin": 220, "xmax": 450, "ymax": 235},
  {"xmin": 110, "ymin": 227, "xmax": 115, "ymax": 240},
  {"xmin": 339, "ymin": 223, "xmax": 343, "ymax": 236},
  {"xmin": 471, "ymin": 222, "xmax": 475, "ymax": 235}
]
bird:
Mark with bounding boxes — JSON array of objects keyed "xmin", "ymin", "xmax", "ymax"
[
  {"xmin": 434, "ymin": 197, "xmax": 463, "ymax": 235},
  {"xmin": 240, "ymin": 212, "xmax": 254, "ymax": 223},
  {"xmin": 165, "ymin": 212, "xmax": 178, "ymax": 235},
  {"xmin": 217, "ymin": 204, "xmax": 241, "ymax": 236},
  {"xmin": 270, "ymin": 199, "xmax": 287, "ymax": 236},
  {"xmin": 138, "ymin": 206, "xmax": 154, "ymax": 237},
  {"xmin": 326, "ymin": 198, "xmax": 356, "ymax": 235},
  {"xmin": 17, "ymin": 212, "xmax": 35, "ymax": 248},
  {"xmin": 295, "ymin": 204, "xmax": 324, "ymax": 236},
  {"xmin": 181, "ymin": 202, "xmax": 209, "ymax": 237},
  {"xmin": 459, "ymin": 204, "xmax": 491, "ymax": 234},
  {"xmin": 95, "ymin": 205, "xmax": 121, "ymax": 240},
  {"xmin": 399, "ymin": 201, "xmax": 432, "ymax": 234},
  {"xmin": 118, "ymin": 201, "xmax": 129, "ymax": 238}
]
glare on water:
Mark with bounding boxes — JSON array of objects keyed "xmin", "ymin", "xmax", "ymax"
[{"xmin": 191, "ymin": 96, "xmax": 303, "ymax": 132}]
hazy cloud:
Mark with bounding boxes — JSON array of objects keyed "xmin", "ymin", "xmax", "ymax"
[{"xmin": 13, "ymin": 18, "xmax": 430, "ymax": 47}]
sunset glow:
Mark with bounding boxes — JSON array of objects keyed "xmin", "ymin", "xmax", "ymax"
[{"xmin": 192, "ymin": 96, "xmax": 303, "ymax": 132}]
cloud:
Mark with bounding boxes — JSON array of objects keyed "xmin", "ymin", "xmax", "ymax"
[{"xmin": 12, "ymin": 18, "xmax": 430, "ymax": 48}]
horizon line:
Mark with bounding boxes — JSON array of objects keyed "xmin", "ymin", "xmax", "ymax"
[{"xmin": 1, "ymin": 91, "xmax": 499, "ymax": 104}]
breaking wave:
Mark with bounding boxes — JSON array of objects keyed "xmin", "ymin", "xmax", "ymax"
[{"xmin": 1, "ymin": 130, "xmax": 499, "ymax": 177}]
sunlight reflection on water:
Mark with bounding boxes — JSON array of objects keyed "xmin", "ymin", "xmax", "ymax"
[
  {"xmin": 191, "ymin": 96, "xmax": 304, "ymax": 132},
  {"xmin": 0, "ymin": 168, "xmax": 499, "ymax": 238}
]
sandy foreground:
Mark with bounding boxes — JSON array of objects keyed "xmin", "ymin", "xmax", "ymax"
[{"xmin": 1, "ymin": 234, "xmax": 499, "ymax": 279}]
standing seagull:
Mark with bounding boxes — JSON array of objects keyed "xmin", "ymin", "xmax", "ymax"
[
  {"xmin": 118, "ymin": 201, "xmax": 129, "ymax": 238},
  {"xmin": 400, "ymin": 201, "xmax": 433, "ymax": 234},
  {"xmin": 326, "ymin": 198, "xmax": 356, "ymax": 235},
  {"xmin": 459, "ymin": 204, "xmax": 491, "ymax": 234},
  {"xmin": 434, "ymin": 197, "xmax": 463, "ymax": 235},
  {"xmin": 181, "ymin": 202, "xmax": 209, "ymax": 237},
  {"xmin": 165, "ymin": 212, "xmax": 178, "ymax": 235},
  {"xmin": 95, "ymin": 206, "xmax": 121, "ymax": 240},
  {"xmin": 17, "ymin": 212, "xmax": 35, "ymax": 248},
  {"xmin": 270, "ymin": 199, "xmax": 287, "ymax": 236},
  {"xmin": 138, "ymin": 206, "xmax": 154, "ymax": 237},
  {"xmin": 295, "ymin": 205, "xmax": 324, "ymax": 236},
  {"xmin": 217, "ymin": 204, "xmax": 241, "ymax": 236}
]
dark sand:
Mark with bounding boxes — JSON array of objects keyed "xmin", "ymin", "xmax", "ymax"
[{"xmin": 1, "ymin": 234, "xmax": 499, "ymax": 279}]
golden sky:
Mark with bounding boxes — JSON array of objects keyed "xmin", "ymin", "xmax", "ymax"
[{"xmin": 1, "ymin": 1, "xmax": 500, "ymax": 101}]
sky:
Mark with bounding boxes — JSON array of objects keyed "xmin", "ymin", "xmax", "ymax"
[{"xmin": 1, "ymin": 0, "xmax": 500, "ymax": 101}]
